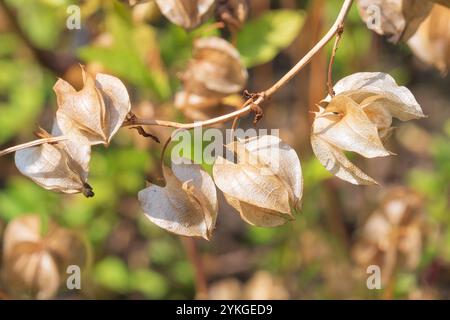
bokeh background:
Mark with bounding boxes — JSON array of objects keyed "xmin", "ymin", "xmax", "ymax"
[{"xmin": 0, "ymin": 0, "xmax": 449, "ymax": 299}]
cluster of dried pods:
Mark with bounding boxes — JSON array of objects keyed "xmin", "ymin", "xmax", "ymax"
[
  {"xmin": 1, "ymin": 70, "xmax": 425, "ymax": 240},
  {"xmin": 14, "ymin": 68, "xmax": 131, "ymax": 197},
  {"xmin": 0, "ymin": 0, "xmax": 439, "ymax": 241},
  {"xmin": 151, "ymin": 0, "xmax": 248, "ymax": 31},
  {"xmin": 357, "ymin": 0, "xmax": 450, "ymax": 73}
]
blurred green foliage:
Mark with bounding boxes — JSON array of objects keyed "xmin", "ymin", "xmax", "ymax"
[
  {"xmin": 237, "ymin": 9, "xmax": 305, "ymax": 67},
  {"xmin": 78, "ymin": 2, "xmax": 172, "ymax": 100},
  {"xmin": 0, "ymin": 36, "xmax": 48, "ymax": 144}
]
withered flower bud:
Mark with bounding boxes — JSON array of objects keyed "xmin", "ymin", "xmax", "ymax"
[
  {"xmin": 216, "ymin": 0, "xmax": 249, "ymax": 32},
  {"xmin": 155, "ymin": 0, "xmax": 215, "ymax": 30},
  {"xmin": 181, "ymin": 36, "xmax": 248, "ymax": 99}
]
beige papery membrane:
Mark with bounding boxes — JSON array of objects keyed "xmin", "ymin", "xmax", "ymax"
[
  {"xmin": 213, "ymin": 135, "xmax": 303, "ymax": 227},
  {"xmin": 311, "ymin": 72, "xmax": 425, "ymax": 185},
  {"xmin": 53, "ymin": 67, "xmax": 131, "ymax": 146},
  {"xmin": 14, "ymin": 67, "xmax": 131, "ymax": 197},
  {"xmin": 408, "ymin": 4, "xmax": 450, "ymax": 74},
  {"xmin": 138, "ymin": 158, "xmax": 218, "ymax": 240},
  {"xmin": 155, "ymin": 0, "xmax": 216, "ymax": 30},
  {"xmin": 14, "ymin": 125, "xmax": 93, "ymax": 197},
  {"xmin": 352, "ymin": 187, "xmax": 424, "ymax": 283},
  {"xmin": 2, "ymin": 215, "xmax": 86, "ymax": 299},
  {"xmin": 175, "ymin": 37, "xmax": 248, "ymax": 118},
  {"xmin": 357, "ymin": 0, "xmax": 433, "ymax": 43}
]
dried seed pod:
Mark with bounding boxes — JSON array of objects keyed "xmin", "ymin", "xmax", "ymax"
[
  {"xmin": 138, "ymin": 158, "xmax": 218, "ymax": 240},
  {"xmin": 155, "ymin": 0, "xmax": 215, "ymax": 30},
  {"xmin": 216, "ymin": 0, "xmax": 249, "ymax": 32},
  {"xmin": 4, "ymin": 242, "xmax": 60, "ymax": 300},
  {"xmin": 2, "ymin": 215, "xmax": 86, "ymax": 299},
  {"xmin": 213, "ymin": 135, "xmax": 302, "ymax": 227},
  {"xmin": 182, "ymin": 37, "xmax": 248, "ymax": 99},
  {"xmin": 14, "ymin": 134, "xmax": 93, "ymax": 197},
  {"xmin": 311, "ymin": 72, "xmax": 425, "ymax": 185},
  {"xmin": 53, "ymin": 67, "xmax": 131, "ymax": 146},
  {"xmin": 51, "ymin": 112, "xmax": 92, "ymax": 182},
  {"xmin": 352, "ymin": 187, "xmax": 424, "ymax": 280},
  {"xmin": 408, "ymin": 4, "xmax": 450, "ymax": 74},
  {"xmin": 357, "ymin": 0, "xmax": 433, "ymax": 43}
]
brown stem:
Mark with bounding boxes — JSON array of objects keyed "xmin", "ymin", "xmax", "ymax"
[
  {"xmin": 0, "ymin": 136, "xmax": 68, "ymax": 157},
  {"xmin": 159, "ymin": 129, "xmax": 182, "ymax": 178},
  {"xmin": 0, "ymin": 0, "xmax": 78, "ymax": 76},
  {"xmin": 323, "ymin": 179, "xmax": 350, "ymax": 250},
  {"xmin": 2, "ymin": 0, "xmax": 354, "ymax": 156},
  {"xmin": 181, "ymin": 237, "xmax": 209, "ymax": 299},
  {"xmin": 327, "ymin": 23, "xmax": 345, "ymax": 97},
  {"xmin": 123, "ymin": 0, "xmax": 354, "ymax": 130},
  {"xmin": 229, "ymin": 115, "xmax": 240, "ymax": 141}
]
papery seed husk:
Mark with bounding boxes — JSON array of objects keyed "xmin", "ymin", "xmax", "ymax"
[
  {"xmin": 15, "ymin": 143, "xmax": 89, "ymax": 194},
  {"xmin": 54, "ymin": 68, "xmax": 131, "ymax": 146},
  {"xmin": 310, "ymin": 134, "xmax": 378, "ymax": 185},
  {"xmin": 155, "ymin": 0, "xmax": 215, "ymax": 30},
  {"xmin": 213, "ymin": 135, "xmax": 302, "ymax": 227},
  {"xmin": 314, "ymin": 95, "xmax": 390, "ymax": 158},
  {"xmin": 183, "ymin": 37, "xmax": 248, "ymax": 98},
  {"xmin": 138, "ymin": 159, "xmax": 217, "ymax": 240}
]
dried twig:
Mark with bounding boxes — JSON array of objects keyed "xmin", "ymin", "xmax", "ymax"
[
  {"xmin": 327, "ymin": 23, "xmax": 345, "ymax": 97},
  {"xmin": 124, "ymin": 0, "xmax": 355, "ymax": 130},
  {"xmin": 129, "ymin": 126, "xmax": 160, "ymax": 143},
  {"xmin": 0, "ymin": 136, "xmax": 68, "ymax": 157},
  {"xmin": 181, "ymin": 237, "xmax": 209, "ymax": 299}
]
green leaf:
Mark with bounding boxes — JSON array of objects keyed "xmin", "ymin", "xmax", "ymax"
[
  {"xmin": 0, "ymin": 177, "xmax": 58, "ymax": 222},
  {"xmin": 237, "ymin": 10, "xmax": 305, "ymax": 68},
  {"xmin": 94, "ymin": 257, "xmax": 130, "ymax": 293},
  {"xmin": 78, "ymin": 8, "xmax": 171, "ymax": 100},
  {"xmin": 0, "ymin": 58, "xmax": 47, "ymax": 144},
  {"xmin": 130, "ymin": 269, "xmax": 168, "ymax": 299},
  {"xmin": 5, "ymin": 0, "xmax": 70, "ymax": 49}
]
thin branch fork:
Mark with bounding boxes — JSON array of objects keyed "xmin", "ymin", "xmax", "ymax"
[
  {"xmin": 123, "ymin": 0, "xmax": 354, "ymax": 130},
  {"xmin": 327, "ymin": 22, "xmax": 346, "ymax": 97}
]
